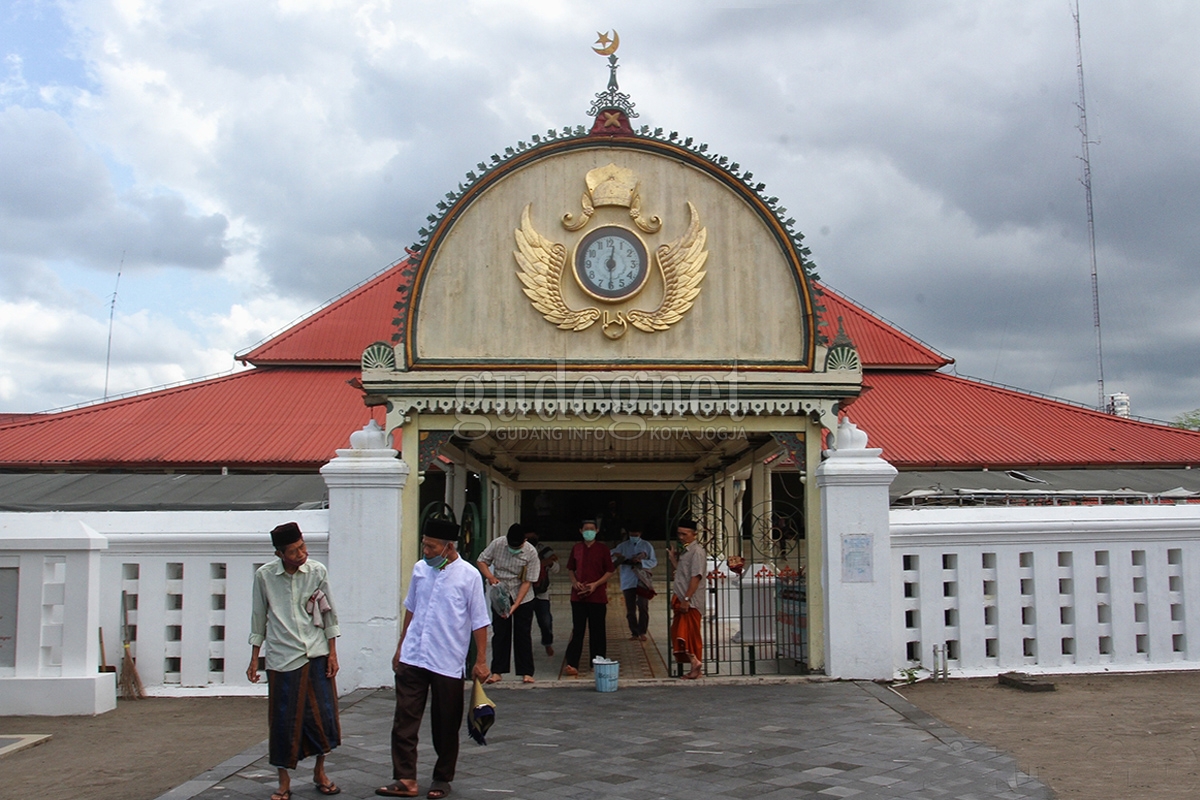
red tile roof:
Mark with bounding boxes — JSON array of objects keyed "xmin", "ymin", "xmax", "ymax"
[
  {"xmin": 816, "ymin": 285, "xmax": 951, "ymax": 369},
  {"xmin": 2, "ymin": 265, "xmax": 1196, "ymax": 472},
  {"xmin": 846, "ymin": 371, "xmax": 1200, "ymax": 468},
  {"xmin": 0, "ymin": 368, "xmax": 383, "ymax": 471},
  {"xmin": 238, "ymin": 266, "xmax": 412, "ymax": 365},
  {"xmin": 236, "ymin": 265, "xmax": 949, "ymax": 370}
]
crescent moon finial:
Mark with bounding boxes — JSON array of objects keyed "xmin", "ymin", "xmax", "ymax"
[{"xmin": 593, "ymin": 30, "xmax": 620, "ymax": 57}]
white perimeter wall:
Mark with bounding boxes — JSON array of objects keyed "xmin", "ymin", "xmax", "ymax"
[
  {"xmin": 0, "ymin": 509, "xmax": 328, "ymax": 711},
  {"xmin": 891, "ymin": 503, "xmax": 1200, "ymax": 676},
  {"xmin": 7, "ymin": 495, "xmax": 1200, "ymax": 713}
]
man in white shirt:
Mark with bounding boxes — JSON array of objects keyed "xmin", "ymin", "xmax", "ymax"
[{"xmin": 377, "ymin": 518, "xmax": 490, "ymax": 800}]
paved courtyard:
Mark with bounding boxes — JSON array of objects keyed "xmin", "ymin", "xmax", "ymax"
[{"xmin": 155, "ymin": 680, "xmax": 1051, "ymax": 800}]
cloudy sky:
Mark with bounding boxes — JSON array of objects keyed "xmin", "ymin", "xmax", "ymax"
[{"xmin": 1, "ymin": 0, "xmax": 1197, "ymax": 422}]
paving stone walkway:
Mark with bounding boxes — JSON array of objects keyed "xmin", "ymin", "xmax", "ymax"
[{"xmin": 156, "ymin": 680, "xmax": 1052, "ymax": 800}]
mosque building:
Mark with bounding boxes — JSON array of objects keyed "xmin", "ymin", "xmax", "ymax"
[{"xmin": 2, "ymin": 39, "xmax": 1199, "ymax": 702}]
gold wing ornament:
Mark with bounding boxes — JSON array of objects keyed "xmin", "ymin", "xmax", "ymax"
[
  {"xmin": 627, "ymin": 202, "xmax": 708, "ymax": 332},
  {"xmin": 514, "ymin": 205, "xmax": 601, "ymax": 331}
]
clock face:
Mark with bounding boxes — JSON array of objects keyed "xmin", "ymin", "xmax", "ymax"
[{"xmin": 573, "ymin": 226, "xmax": 649, "ymax": 301}]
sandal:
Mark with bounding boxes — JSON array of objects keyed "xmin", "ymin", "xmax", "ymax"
[
  {"xmin": 376, "ymin": 782, "xmax": 419, "ymax": 798},
  {"xmin": 427, "ymin": 779, "xmax": 452, "ymax": 799},
  {"xmin": 270, "ymin": 791, "xmax": 291, "ymax": 800},
  {"xmin": 315, "ymin": 779, "xmax": 341, "ymax": 795}
]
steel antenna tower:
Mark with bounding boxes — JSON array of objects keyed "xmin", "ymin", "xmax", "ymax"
[
  {"xmin": 1073, "ymin": 0, "xmax": 1106, "ymax": 411},
  {"xmin": 103, "ymin": 252, "xmax": 124, "ymax": 400}
]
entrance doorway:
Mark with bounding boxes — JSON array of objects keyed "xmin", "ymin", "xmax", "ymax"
[
  {"xmin": 521, "ymin": 489, "xmax": 673, "ymax": 546},
  {"xmin": 405, "ymin": 415, "xmax": 818, "ymax": 680},
  {"xmin": 521, "ymin": 489, "xmax": 675, "ymax": 679},
  {"xmin": 520, "ymin": 485, "xmax": 807, "ymax": 679}
]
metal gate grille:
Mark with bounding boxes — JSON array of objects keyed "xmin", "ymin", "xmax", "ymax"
[{"xmin": 665, "ymin": 484, "xmax": 807, "ymax": 676}]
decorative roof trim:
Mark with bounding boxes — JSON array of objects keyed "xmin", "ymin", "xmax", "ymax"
[{"xmin": 385, "ymin": 395, "xmax": 838, "ymax": 421}]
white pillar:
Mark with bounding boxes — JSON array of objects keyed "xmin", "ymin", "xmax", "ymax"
[
  {"xmin": 815, "ymin": 417, "xmax": 897, "ymax": 680},
  {"xmin": 320, "ymin": 420, "xmax": 409, "ymax": 692},
  {"xmin": 0, "ymin": 520, "xmax": 116, "ymax": 715}
]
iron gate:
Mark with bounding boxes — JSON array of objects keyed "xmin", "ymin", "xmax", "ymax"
[{"xmin": 664, "ymin": 484, "xmax": 808, "ymax": 676}]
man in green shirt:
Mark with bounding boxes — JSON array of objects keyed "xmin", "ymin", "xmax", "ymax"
[{"xmin": 248, "ymin": 522, "xmax": 342, "ymax": 799}]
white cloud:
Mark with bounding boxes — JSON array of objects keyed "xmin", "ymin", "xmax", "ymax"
[{"xmin": 0, "ymin": 0, "xmax": 1196, "ymax": 421}]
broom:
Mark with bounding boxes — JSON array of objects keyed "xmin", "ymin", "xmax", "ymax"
[{"xmin": 118, "ymin": 590, "xmax": 145, "ymax": 700}]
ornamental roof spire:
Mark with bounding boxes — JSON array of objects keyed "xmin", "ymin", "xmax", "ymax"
[{"xmin": 588, "ymin": 30, "xmax": 637, "ymax": 136}]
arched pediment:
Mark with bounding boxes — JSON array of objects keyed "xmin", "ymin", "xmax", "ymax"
[{"xmin": 393, "ymin": 134, "xmax": 821, "ymax": 372}]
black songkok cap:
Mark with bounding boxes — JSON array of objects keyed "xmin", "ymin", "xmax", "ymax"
[
  {"xmin": 423, "ymin": 517, "xmax": 461, "ymax": 543},
  {"xmin": 506, "ymin": 523, "xmax": 526, "ymax": 548},
  {"xmin": 271, "ymin": 522, "xmax": 303, "ymax": 550},
  {"xmin": 676, "ymin": 517, "xmax": 698, "ymax": 531}
]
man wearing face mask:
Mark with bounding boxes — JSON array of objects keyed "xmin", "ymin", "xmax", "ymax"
[
  {"xmin": 562, "ymin": 519, "xmax": 614, "ymax": 677},
  {"xmin": 477, "ymin": 523, "xmax": 540, "ymax": 684},
  {"xmin": 612, "ymin": 521, "xmax": 657, "ymax": 641},
  {"xmin": 377, "ymin": 518, "xmax": 490, "ymax": 800},
  {"xmin": 248, "ymin": 522, "xmax": 342, "ymax": 799}
]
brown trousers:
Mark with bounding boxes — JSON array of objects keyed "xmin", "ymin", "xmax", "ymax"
[{"xmin": 391, "ymin": 663, "xmax": 465, "ymax": 783}]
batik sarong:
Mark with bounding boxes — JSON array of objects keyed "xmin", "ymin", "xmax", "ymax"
[
  {"xmin": 670, "ymin": 599, "xmax": 703, "ymax": 663},
  {"xmin": 267, "ymin": 655, "xmax": 341, "ymax": 769}
]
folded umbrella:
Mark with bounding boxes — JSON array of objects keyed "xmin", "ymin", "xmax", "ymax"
[{"xmin": 467, "ymin": 677, "xmax": 496, "ymax": 745}]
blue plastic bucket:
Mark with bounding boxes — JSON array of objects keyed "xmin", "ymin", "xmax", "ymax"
[{"xmin": 594, "ymin": 660, "xmax": 619, "ymax": 692}]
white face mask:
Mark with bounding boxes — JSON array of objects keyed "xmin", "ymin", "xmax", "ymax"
[{"xmin": 629, "ymin": 533, "xmax": 641, "ymax": 539}]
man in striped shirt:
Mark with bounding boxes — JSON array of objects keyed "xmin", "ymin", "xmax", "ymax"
[{"xmin": 477, "ymin": 523, "xmax": 540, "ymax": 684}]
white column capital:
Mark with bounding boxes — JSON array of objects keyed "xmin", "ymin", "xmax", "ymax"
[{"xmin": 816, "ymin": 416, "xmax": 897, "ymax": 486}]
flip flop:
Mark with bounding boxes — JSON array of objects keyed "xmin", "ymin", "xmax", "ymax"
[
  {"xmin": 315, "ymin": 779, "xmax": 341, "ymax": 795},
  {"xmin": 484, "ymin": 673, "xmax": 502, "ymax": 684},
  {"xmin": 427, "ymin": 779, "xmax": 452, "ymax": 799},
  {"xmin": 270, "ymin": 791, "xmax": 291, "ymax": 800},
  {"xmin": 376, "ymin": 782, "xmax": 419, "ymax": 798}
]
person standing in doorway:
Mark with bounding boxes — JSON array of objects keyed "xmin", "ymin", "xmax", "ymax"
[
  {"xmin": 612, "ymin": 522, "xmax": 657, "ymax": 641},
  {"xmin": 247, "ymin": 521, "xmax": 342, "ymax": 799},
  {"xmin": 562, "ymin": 519, "xmax": 614, "ymax": 676},
  {"xmin": 668, "ymin": 517, "xmax": 706, "ymax": 680},
  {"xmin": 599, "ymin": 499, "xmax": 622, "ymax": 545},
  {"xmin": 525, "ymin": 531, "xmax": 559, "ymax": 655},
  {"xmin": 376, "ymin": 518, "xmax": 490, "ymax": 799},
  {"xmin": 477, "ymin": 523, "xmax": 540, "ymax": 684}
]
